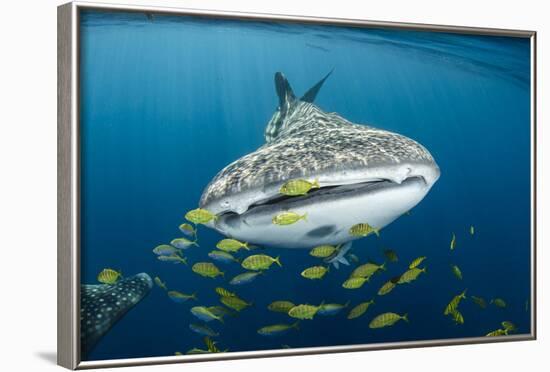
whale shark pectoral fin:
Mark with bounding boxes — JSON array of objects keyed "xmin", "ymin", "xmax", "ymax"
[
  {"xmin": 300, "ymin": 69, "xmax": 334, "ymax": 103},
  {"xmin": 338, "ymin": 256, "xmax": 350, "ymax": 266},
  {"xmin": 275, "ymin": 72, "xmax": 296, "ymax": 112},
  {"xmin": 328, "ymin": 241, "xmax": 352, "ymax": 269},
  {"xmin": 80, "ymin": 273, "xmax": 153, "ymax": 358}
]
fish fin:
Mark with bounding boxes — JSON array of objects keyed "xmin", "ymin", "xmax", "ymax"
[
  {"xmin": 274, "ymin": 256, "xmax": 282, "ymax": 267},
  {"xmin": 402, "ymin": 313, "xmax": 409, "ymax": 322},
  {"xmin": 340, "ymin": 241, "xmax": 353, "ymax": 254},
  {"xmin": 275, "ymin": 72, "xmax": 296, "ymax": 109},
  {"xmin": 338, "ymin": 257, "xmax": 350, "ymax": 266},
  {"xmin": 300, "ymin": 69, "xmax": 334, "ymax": 103}
]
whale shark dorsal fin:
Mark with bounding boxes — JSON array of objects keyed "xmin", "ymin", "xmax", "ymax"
[
  {"xmin": 265, "ymin": 70, "xmax": 333, "ymax": 144},
  {"xmin": 275, "ymin": 72, "xmax": 296, "ymax": 111},
  {"xmin": 300, "ymin": 69, "xmax": 333, "ymax": 103}
]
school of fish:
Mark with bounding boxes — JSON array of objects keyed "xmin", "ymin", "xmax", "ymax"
[{"xmin": 101, "ymin": 183, "xmax": 523, "ymax": 356}]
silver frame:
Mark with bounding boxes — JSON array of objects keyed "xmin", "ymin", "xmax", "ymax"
[{"xmin": 57, "ymin": 1, "xmax": 537, "ymax": 369}]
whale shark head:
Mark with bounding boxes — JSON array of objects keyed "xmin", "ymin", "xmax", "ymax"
[
  {"xmin": 199, "ymin": 72, "xmax": 440, "ymax": 248},
  {"xmin": 80, "ymin": 273, "xmax": 153, "ymax": 357}
]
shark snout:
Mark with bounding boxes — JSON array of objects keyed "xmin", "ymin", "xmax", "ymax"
[{"xmin": 401, "ymin": 161, "xmax": 440, "ymax": 188}]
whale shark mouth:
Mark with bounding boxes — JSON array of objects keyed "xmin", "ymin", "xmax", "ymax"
[
  {"xmin": 213, "ymin": 175, "xmax": 432, "ymax": 248},
  {"xmin": 245, "ymin": 177, "xmax": 424, "ymax": 213}
]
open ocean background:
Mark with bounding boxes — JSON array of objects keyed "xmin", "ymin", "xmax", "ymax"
[{"xmin": 79, "ymin": 10, "xmax": 531, "ymax": 361}]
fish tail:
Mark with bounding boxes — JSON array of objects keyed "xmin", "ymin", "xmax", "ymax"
[
  {"xmin": 302, "ymin": 213, "xmax": 308, "ymax": 221},
  {"xmin": 191, "ymin": 292, "xmax": 198, "ymax": 301},
  {"xmin": 422, "ymin": 266, "xmax": 427, "ymax": 273},
  {"xmin": 243, "ymin": 242, "xmax": 250, "ymax": 250},
  {"xmin": 220, "ymin": 271, "xmax": 225, "ymax": 278},
  {"xmin": 380, "ymin": 262, "xmax": 387, "ymax": 271},
  {"xmin": 292, "ymin": 321, "xmax": 300, "ymax": 330},
  {"xmin": 344, "ymin": 301, "xmax": 350, "ymax": 307},
  {"xmin": 274, "ymin": 256, "xmax": 282, "ymax": 267},
  {"xmin": 218, "ymin": 316, "xmax": 224, "ymax": 324},
  {"xmin": 374, "ymin": 228, "xmax": 380, "ymax": 237},
  {"xmin": 193, "ymin": 240, "xmax": 200, "ymax": 247},
  {"xmin": 312, "ymin": 178, "xmax": 320, "ymax": 188},
  {"xmin": 402, "ymin": 313, "xmax": 409, "ymax": 322}
]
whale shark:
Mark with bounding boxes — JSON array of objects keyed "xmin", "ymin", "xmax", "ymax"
[
  {"xmin": 80, "ymin": 273, "xmax": 153, "ymax": 357},
  {"xmin": 199, "ymin": 71, "xmax": 440, "ymax": 248}
]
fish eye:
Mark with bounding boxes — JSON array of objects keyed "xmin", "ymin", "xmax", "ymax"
[{"xmin": 221, "ymin": 200, "xmax": 230, "ymax": 207}]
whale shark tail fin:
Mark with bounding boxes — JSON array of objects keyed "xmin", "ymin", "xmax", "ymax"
[
  {"xmin": 266, "ymin": 70, "xmax": 334, "ymax": 144},
  {"xmin": 274, "ymin": 69, "xmax": 333, "ymax": 108},
  {"xmin": 301, "ymin": 69, "xmax": 333, "ymax": 103}
]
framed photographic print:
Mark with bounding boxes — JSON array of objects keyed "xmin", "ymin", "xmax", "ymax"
[{"xmin": 57, "ymin": 1, "xmax": 536, "ymax": 369}]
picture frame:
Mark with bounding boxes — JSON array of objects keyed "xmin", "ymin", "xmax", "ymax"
[{"xmin": 58, "ymin": 1, "xmax": 537, "ymax": 369}]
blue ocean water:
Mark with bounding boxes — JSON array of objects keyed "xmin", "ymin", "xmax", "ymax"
[{"xmin": 79, "ymin": 10, "xmax": 532, "ymax": 361}]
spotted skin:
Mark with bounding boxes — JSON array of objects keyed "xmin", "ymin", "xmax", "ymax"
[
  {"xmin": 199, "ymin": 72, "xmax": 436, "ymax": 214},
  {"xmin": 80, "ymin": 273, "xmax": 153, "ymax": 357}
]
